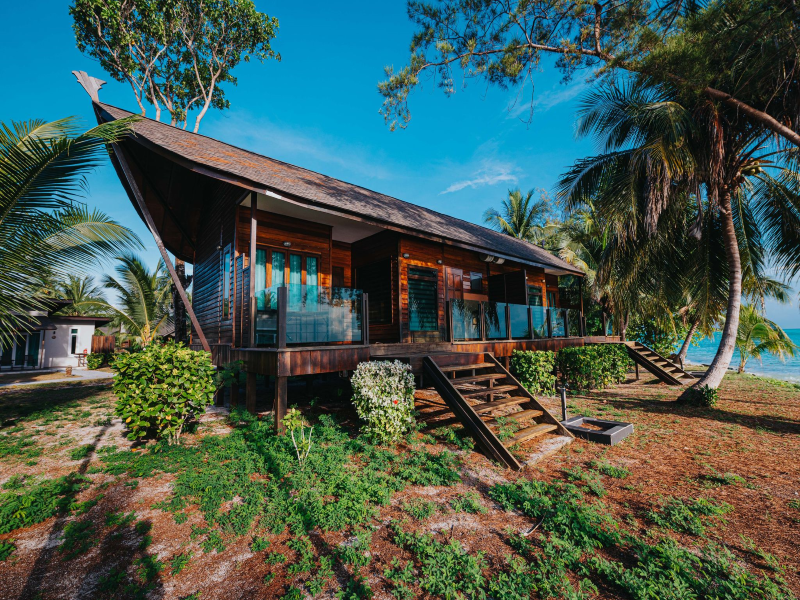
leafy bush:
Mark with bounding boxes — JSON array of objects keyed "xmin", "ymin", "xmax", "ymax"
[
  {"xmin": 555, "ymin": 344, "xmax": 631, "ymax": 390},
  {"xmin": 681, "ymin": 384, "xmax": 719, "ymax": 407},
  {"xmin": 510, "ymin": 350, "xmax": 556, "ymax": 394},
  {"xmin": 86, "ymin": 353, "xmax": 105, "ymax": 370},
  {"xmin": 350, "ymin": 360, "xmax": 415, "ymax": 444},
  {"xmin": 112, "ymin": 341, "xmax": 216, "ymax": 444}
]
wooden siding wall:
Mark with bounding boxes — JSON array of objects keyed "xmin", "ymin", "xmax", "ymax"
[
  {"xmin": 352, "ymin": 231, "xmax": 399, "ymax": 343},
  {"xmin": 235, "ymin": 209, "xmax": 333, "ymax": 288},
  {"xmin": 399, "ymin": 236, "xmax": 446, "ymax": 343},
  {"xmin": 332, "ymin": 241, "xmax": 352, "ymax": 287},
  {"xmin": 190, "ymin": 180, "xmax": 240, "ymax": 345}
]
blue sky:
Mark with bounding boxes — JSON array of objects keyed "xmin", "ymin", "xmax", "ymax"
[{"xmin": 2, "ymin": 0, "xmax": 798, "ymax": 328}]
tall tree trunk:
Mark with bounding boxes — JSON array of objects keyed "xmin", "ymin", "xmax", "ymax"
[
  {"xmin": 173, "ymin": 258, "xmax": 188, "ymax": 344},
  {"xmin": 693, "ymin": 190, "xmax": 742, "ymax": 389},
  {"xmin": 677, "ymin": 317, "xmax": 700, "ymax": 369}
]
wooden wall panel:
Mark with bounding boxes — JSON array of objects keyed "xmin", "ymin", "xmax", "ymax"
[
  {"xmin": 332, "ymin": 241, "xmax": 352, "ymax": 287},
  {"xmin": 191, "ymin": 180, "xmax": 240, "ymax": 345},
  {"xmin": 399, "ymin": 236, "xmax": 446, "ymax": 343},
  {"xmin": 352, "ymin": 231, "xmax": 399, "ymax": 343}
]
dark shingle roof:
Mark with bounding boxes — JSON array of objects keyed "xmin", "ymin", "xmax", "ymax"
[{"xmin": 98, "ymin": 103, "xmax": 581, "ymax": 274}]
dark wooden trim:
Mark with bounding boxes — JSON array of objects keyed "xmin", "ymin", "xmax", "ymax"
[
  {"xmin": 277, "ymin": 286, "xmax": 288, "ymax": 350},
  {"xmin": 111, "ymin": 143, "xmax": 210, "ymax": 353},
  {"xmin": 361, "ymin": 292, "xmax": 370, "ymax": 346},
  {"xmin": 248, "ymin": 194, "xmax": 257, "ymax": 348}
]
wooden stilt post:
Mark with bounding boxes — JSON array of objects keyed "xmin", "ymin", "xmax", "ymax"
[
  {"xmin": 230, "ymin": 378, "xmax": 239, "ymax": 408},
  {"xmin": 111, "ymin": 143, "xmax": 210, "ymax": 352},
  {"xmin": 246, "ymin": 371, "xmax": 257, "ymax": 414},
  {"xmin": 635, "ymin": 362, "xmax": 640, "ymax": 380},
  {"xmin": 274, "ymin": 376, "xmax": 288, "ymax": 433}
]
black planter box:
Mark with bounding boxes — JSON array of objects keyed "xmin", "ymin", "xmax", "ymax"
[{"xmin": 562, "ymin": 416, "xmax": 633, "ymax": 445}]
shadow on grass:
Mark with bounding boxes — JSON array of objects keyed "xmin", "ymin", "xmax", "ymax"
[
  {"xmin": 0, "ymin": 381, "xmax": 112, "ymax": 427},
  {"xmin": 582, "ymin": 388, "xmax": 800, "ymax": 436}
]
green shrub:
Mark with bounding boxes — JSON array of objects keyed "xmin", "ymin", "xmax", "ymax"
[
  {"xmin": 112, "ymin": 341, "xmax": 216, "ymax": 444},
  {"xmin": 509, "ymin": 350, "xmax": 556, "ymax": 394},
  {"xmin": 86, "ymin": 353, "xmax": 105, "ymax": 370},
  {"xmin": 682, "ymin": 384, "xmax": 719, "ymax": 407},
  {"xmin": 350, "ymin": 360, "xmax": 416, "ymax": 444},
  {"xmin": 555, "ymin": 344, "xmax": 631, "ymax": 390}
]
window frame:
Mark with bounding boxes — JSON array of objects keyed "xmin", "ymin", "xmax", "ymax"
[{"xmin": 221, "ymin": 244, "xmax": 232, "ymax": 321}]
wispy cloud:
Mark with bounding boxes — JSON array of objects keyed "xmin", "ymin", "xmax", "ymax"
[
  {"xmin": 505, "ymin": 80, "xmax": 589, "ymax": 120},
  {"xmin": 439, "ymin": 161, "xmax": 519, "ymax": 194}
]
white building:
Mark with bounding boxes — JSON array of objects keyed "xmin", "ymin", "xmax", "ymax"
[{"xmin": 1, "ymin": 302, "xmax": 110, "ymax": 370}]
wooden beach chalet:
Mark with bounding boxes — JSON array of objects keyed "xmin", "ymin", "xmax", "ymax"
[{"xmin": 77, "ymin": 72, "xmax": 616, "ymax": 466}]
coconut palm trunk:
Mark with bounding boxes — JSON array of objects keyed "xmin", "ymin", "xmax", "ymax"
[
  {"xmin": 694, "ymin": 190, "xmax": 742, "ymax": 389},
  {"xmin": 677, "ymin": 317, "xmax": 700, "ymax": 369}
]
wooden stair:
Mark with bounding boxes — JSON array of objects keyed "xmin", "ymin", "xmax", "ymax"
[
  {"xmin": 625, "ymin": 341, "xmax": 697, "ymax": 386},
  {"xmin": 421, "ymin": 353, "xmax": 573, "ymax": 470}
]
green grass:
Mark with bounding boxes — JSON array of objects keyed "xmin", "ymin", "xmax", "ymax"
[{"xmin": 68, "ymin": 444, "xmax": 95, "ymax": 460}]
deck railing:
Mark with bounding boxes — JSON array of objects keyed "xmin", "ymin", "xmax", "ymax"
[
  {"xmin": 448, "ymin": 300, "xmax": 584, "ymax": 343},
  {"xmin": 254, "ymin": 285, "xmax": 368, "ymax": 348}
]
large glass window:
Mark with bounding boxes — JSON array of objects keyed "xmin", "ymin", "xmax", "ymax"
[{"xmin": 408, "ymin": 267, "xmax": 438, "ymax": 332}]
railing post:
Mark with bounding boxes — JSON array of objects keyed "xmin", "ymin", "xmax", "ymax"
[
  {"xmin": 479, "ymin": 302, "xmax": 486, "ymax": 341},
  {"xmin": 447, "ymin": 300, "xmax": 454, "ymax": 343},
  {"xmin": 564, "ymin": 310, "xmax": 570, "ymax": 338},
  {"xmin": 361, "ymin": 292, "xmax": 369, "ymax": 345},
  {"xmin": 602, "ymin": 312, "xmax": 608, "ymax": 337},
  {"xmin": 528, "ymin": 306, "xmax": 534, "ymax": 340},
  {"xmin": 277, "ymin": 286, "xmax": 288, "ymax": 349},
  {"xmin": 547, "ymin": 308, "xmax": 553, "ymax": 338},
  {"xmin": 505, "ymin": 304, "xmax": 511, "ymax": 340},
  {"xmin": 580, "ymin": 314, "xmax": 586, "ymax": 337}
]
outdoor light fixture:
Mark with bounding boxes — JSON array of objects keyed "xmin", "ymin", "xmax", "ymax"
[
  {"xmin": 402, "ymin": 253, "xmax": 410, "ymax": 259},
  {"xmin": 283, "ymin": 241, "xmax": 291, "ymax": 247},
  {"xmin": 436, "ymin": 259, "xmax": 443, "ymax": 264}
]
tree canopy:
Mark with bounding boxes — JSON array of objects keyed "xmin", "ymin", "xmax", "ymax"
[
  {"xmin": 71, "ymin": 0, "xmax": 280, "ymax": 131},
  {"xmin": 379, "ymin": 0, "xmax": 800, "ymax": 147}
]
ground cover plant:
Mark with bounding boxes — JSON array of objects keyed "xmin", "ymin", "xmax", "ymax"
[{"xmin": 0, "ymin": 369, "xmax": 799, "ymax": 598}]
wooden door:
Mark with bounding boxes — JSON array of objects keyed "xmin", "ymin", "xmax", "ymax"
[{"xmin": 445, "ymin": 267, "xmax": 464, "ymax": 301}]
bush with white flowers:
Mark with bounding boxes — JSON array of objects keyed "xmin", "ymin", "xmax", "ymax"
[{"xmin": 350, "ymin": 360, "xmax": 416, "ymax": 444}]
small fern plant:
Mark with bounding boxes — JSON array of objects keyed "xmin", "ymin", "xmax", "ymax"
[{"xmin": 283, "ymin": 409, "xmax": 313, "ymax": 470}]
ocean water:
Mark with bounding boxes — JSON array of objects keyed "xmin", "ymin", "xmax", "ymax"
[{"xmin": 685, "ymin": 328, "xmax": 800, "ymax": 383}]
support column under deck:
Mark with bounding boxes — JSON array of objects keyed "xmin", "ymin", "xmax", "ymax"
[
  {"xmin": 274, "ymin": 376, "xmax": 287, "ymax": 433},
  {"xmin": 246, "ymin": 371, "xmax": 257, "ymax": 414}
]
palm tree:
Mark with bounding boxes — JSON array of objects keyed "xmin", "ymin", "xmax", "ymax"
[
  {"xmin": 0, "ymin": 116, "xmax": 141, "ymax": 347},
  {"xmin": 734, "ymin": 305, "xmax": 797, "ymax": 373},
  {"xmin": 78, "ymin": 253, "xmax": 172, "ymax": 347},
  {"xmin": 52, "ymin": 275, "xmax": 108, "ymax": 316},
  {"xmin": 559, "ymin": 80, "xmax": 800, "ymax": 390},
  {"xmin": 483, "ymin": 188, "xmax": 552, "ymax": 243}
]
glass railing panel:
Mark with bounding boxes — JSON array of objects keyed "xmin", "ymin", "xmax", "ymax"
[
  {"xmin": 606, "ymin": 318, "xmax": 613, "ymax": 336},
  {"xmin": 509, "ymin": 304, "xmax": 531, "ymax": 339},
  {"xmin": 287, "ymin": 286, "xmax": 363, "ymax": 344},
  {"xmin": 567, "ymin": 309, "xmax": 583, "ymax": 337},
  {"xmin": 550, "ymin": 308, "xmax": 566, "ymax": 338},
  {"xmin": 255, "ymin": 285, "xmax": 364, "ymax": 346},
  {"xmin": 451, "ymin": 300, "xmax": 481, "ymax": 341},
  {"xmin": 483, "ymin": 302, "xmax": 508, "ymax": 340},
  {"xmin": 531, "ymin": 306, "xmax": 548, "ymax": 338}
]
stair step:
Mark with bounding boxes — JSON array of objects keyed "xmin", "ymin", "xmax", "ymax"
[
  {"xmin": 452, "ymin": 373, "xmax": 507, "ymax": 384},
  {"xmin": 509, "ymin": 423, "xmax": 558, "ymax": 445},
  {"xmin": 485, "ymin": 409, "xmax": 543, "ymax": 426},
  {"xmin": 423, "ymin": 417, "xmax": 460, "ymax": 430},
  {"xmin": 439, "ymin": 362, "xmax": 495, "ymax": 372},
  {"xmin": 473, "ymin": 397, "xmax": 529, "ymax": 414},
  {"xmin": 460, "ymin": 385, "xmax": 519, "ymax": 398}
]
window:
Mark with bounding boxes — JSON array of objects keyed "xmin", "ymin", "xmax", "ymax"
[
  {"xmin": 469, "ymin": 272, "xmax": 483, "ymax": 293},
  {"xmin": 356, "ymin": 259, "xmax": 392, "ymax": 324},
  {"xmin": 527, "ymin": 285, "xmax": 543, "ymax": 306},
  {"xmin": 408, "ymin": 267, "xmax": 438, "ymax": 332},
  {"xmin": 70, "ymin": 328, "xmax": 79, "ymax": 355},
  {"xmin": 547, "ymin": 290, "xmax": 557, "ymax": 308},
  {"xmin": 222, "ymin": 247, "xmax": 231, "ymax": 319}
]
